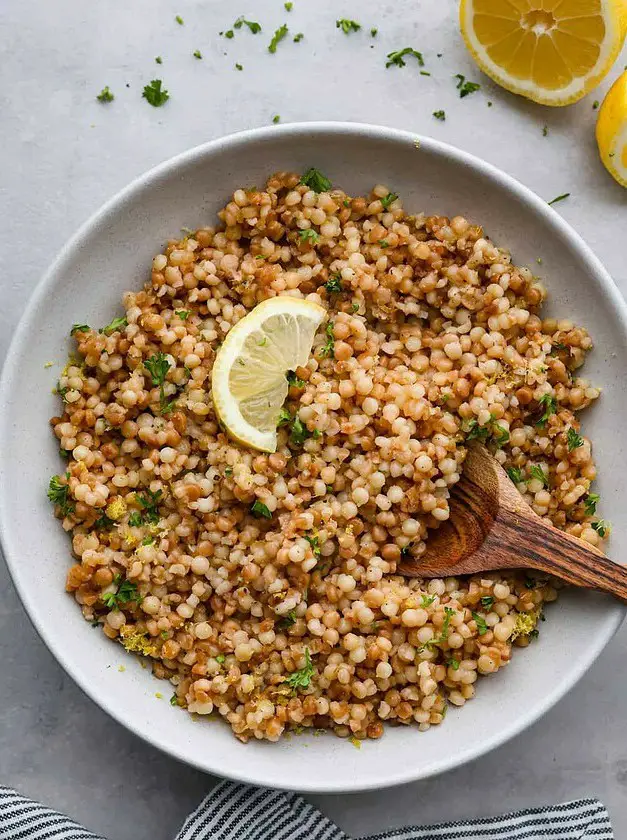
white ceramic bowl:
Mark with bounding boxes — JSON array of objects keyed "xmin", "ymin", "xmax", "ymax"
[{"xmin": 1, "ymin": 122, "xmax": 625, "ymax": 792}]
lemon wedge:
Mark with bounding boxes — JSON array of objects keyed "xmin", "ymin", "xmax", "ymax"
[
  {"xmin": 459, "ymin": 0, "xmax": 627, "ymax": 106},
  {"xmin": 211, "ymin": 296, "xmax": 326, "ymax": 452},
  {"xmin": 596, "ymin": 70, "xmax": 627, "ymax": 187}
]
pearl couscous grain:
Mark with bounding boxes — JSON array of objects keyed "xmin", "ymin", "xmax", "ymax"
[{"xmin": 49, "ymin": 171, "xmax": 605, "ymax": 743}]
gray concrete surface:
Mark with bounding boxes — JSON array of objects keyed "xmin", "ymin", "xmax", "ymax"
[{"xmin": 1, "ymin": 1, "xmax": 626, "ymax": 837}]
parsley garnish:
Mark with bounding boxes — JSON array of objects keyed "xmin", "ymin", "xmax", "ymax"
[
  {"xmin": 224, "ymin": 467, "xmax": 233, "ymax": 477},
  {"xmin": 299, "ymin": 228, "xmax": 319, "ymax": 244},
  {"xmin": 480, "ymin": 596, "xmax": 494, "ymax": 610},
  {"xmin": 285, "ymin": 648, "xmax": 314, "ymax": 692},
  {"xmin": 454, "ymin": 74, "xmax": 481, "ymax": 97},
  {"xmin": 280, "ymin": 410, "xmax": 319, "ymax": 446},
  {"xmin": 506, "ymin": 466, "xmax": 524, "ymax": 484},
  {"xmin": 542, "ymin": 124, "xmax": 548, "ymax": 137},
  {"xmin": 135, "ymin": 489, "xmax": 163, "ymax": 524},
  {"xmin": 268, "ymin": 24, "xmax": 288, "ymax": 53},
  {"xmin": 472, "ymin": 611, "xmax": 488, "ymax": 635},
  {"xmin": 278, "ymin": 610, "xmax": 297, "ymax": 628},
  {"xmin": 320, "ymin": 321, "xmax": 335, "ymax": 358},
  {"xmin": 128, "ymin": 511, "xmax": 143, "ymax": 527},
  {"xmin": 420, "ymin": 594, "xmax": 436, "ymax": 607},
  {"xmin": 465, "ymin": 416, "xmax": 508, "ymax": 448},
  {"xmin": 71, "ymin": 324, "xmax": 90, "ymax": 335},
  {"xmin": 102, "ymin": 574, "xmax": 142, "ymax": 610},
  {"xmin": 175, "ymin": 15, "xmax": 184, "ymax": 25},
  {"xmin": 155, "ymin": 56, "xmax": 163, "ymax": 64},
  {"xmin": 144, "ymin": 352, "xmax": 172, "ymax": 413},
  {"xmin": 97, "ymin": 86, "xmax": 114, "ymax": 103},
  {"xmin": 386, "ymin": 48, "xmax": 424, "ymax": 68},
  {"xmin": 379, "ymin": 239, "xmax": 389, "ymax": 248},
  {"xmin": 370, "ymin": 28, "xmax": 378, "ymax": 37},
  {"xmin": 529, "ymin": 464, "xmax": 549, "ymax": 488},
  {"xmin": 101, "ymin": 315, "xmax": 128, "ymax": 335},
  {"xmin": 142, "ymin": 535, "xmax": 155, "ymax": 545},
  {"xmin": 235, "ymin": 63, "xmax": 243, "ymax": 71},
  {"xmin": 94, "ymin": 512, "xmax": 114, "ymax": 530},
  {"xmin": 325, "ymin": 273, "xmax": 343, "ymax": 293},
  {"xmin": 272, "ymin": 114, "xmax": 281, "ymax": 123},
  {"xmin": 433, "ymin": 110, "xmax": 446, "ymax": 121},
  {"xmin": 548, "ymin": 193, "xmax": 570, "ymax": 206},
  {"xmin": 224, "ymin": 29, "xmax": 234, "ymax": 38},
  {"xmin": 215, "ymin": 654, "xmax": 226, "ymax": 664},
  {"xmin": 592, "ymin": 100, "xmax": 599, "ymax": 110},
  {"xmin": 47, "ymin": 475, "xmax": 74, "ymax": 515},
  {"xmin": 592, "ymin": 519, "xmax": 610, "ymax": 538},
  {"xmin": 380, "ymin": 192, "xmax": 398, "ymax": 209},
  {"xmin": 285, "ymin": 1, "xmax": 293, "ymax": 9},
  {"xmin": 447, "ymin": 657, "xmax": 460, "ymax": 671},
  {"xmin": 566, "ymin": 427, "xmax": 584, "ymax": 451},
  {"xmin": 170, "ymin": 694, "xmax": 179, "ymax": 706},
  {"xmin": 175, "ymin": 310, "xmax": 190, "ymax": 320},
  {"xmin": 584, "ymin": 492, "xmax": 599, "ymax": 516},
  {"xmin": 234, "ymin": 17, "xmax": 261, "ymax": 34},
  {"xmin": 193, "ymin": 50, "xmax": 202, "ymax": 59},
  {"xmin": 286, "ymin": 370, "xmax": 305, "ymax": 388},
  {"xmin": 536, "ymin": 394, "xmax": 558, "ymax": 426},
  {"xmin": 251, "ymin": 500, "xmax": 272, "ymax": 519},
  {"xmin": 300, "ymin": 168, "xmax": 332, "ymax": 193},
  {"xmin": 336, "ymin": 19, "xmax": 361, "ymax": 34},
  {"xmin": 293, "ymin": 32, "xmax": 304, "ymax": 42},
  {"xmin": 304, "ymin": 533, "xmax": 321, "ymax": 558},
  {"xmin": 142, "ymin": 80, "xmax": 169, "ymax": 107}
]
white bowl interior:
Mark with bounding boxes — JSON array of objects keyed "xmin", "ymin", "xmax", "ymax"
[{"xmin": 1, "ymin": 123, "xmax": 624, "ymax": 792}]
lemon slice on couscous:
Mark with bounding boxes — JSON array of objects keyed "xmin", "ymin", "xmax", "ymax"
[
  {"xmin": 211, "ymin": 296, "xmax": 326, "ymax": 453},
  {"xmin": 459, "ymin": 0, "xmax": 627, "ymax": 106},
  {"xmin": 596, "ymin": 70, "xmax": 627, "ymax": 187}
]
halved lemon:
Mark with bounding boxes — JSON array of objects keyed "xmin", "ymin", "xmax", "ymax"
[
  {"xmin": 596, "ymin": 70, "xmax": 627, "ymax": 187},
  {"xmin": 211, "ymin": 296, "xmax": 326, "ymax": 452},
  {"xmin": 460, "ymin": 0, "xmax": 627, "ymax": 106}
]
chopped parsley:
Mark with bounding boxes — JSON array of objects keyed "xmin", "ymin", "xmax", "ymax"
[
  {"xmin": 285, "ymin": 1, "xmax": 293, "ymax": 9},
  {"xmin": 134, "ymin": 489, "xmax": 163, "ymax": 524},
  {"xmin": 536, "ymin": 394, "xmax": 557, "ymax": 426},
  {"xmin": 193, "ymin": 50, "xmax": 202, "ymax": 59},
  {"xmin": 472, "ymin": 611, "xmax": 488, "ymax": 635},
  {"xmin": 592, "ymin": 100, "xmax": 599, "ymax": 110},
  {"xmin": 286, "ymin": 370, "xmax": 305, "ymax": 388},
  {"xmin": 170, "ymin": 694, "xmax": 179, "ymax": 706},
  {"xmin": 379, "ymin": 239, "xmax": 389, "ymax": 248},
  {"xmin": 548, "ymin": 193, "xmax": 570, "ymax": 206},
  {"xmin": 235, "ymin": 63, "xmax": 243, "ymax": 71},
  {"xmin": 47, "ymin": 475, "xmax": 74, "ymax": 515},
  {"xmin": 96, "ymin": 86, "xmax": 114, "ymax": 103},
  {"xmin": 128, "ymin": 511, "xmax": 143, "ymax": 527},
  {"xmin": 325, "ymin": 273, "xmax": 343, "ymax": 293},
  {"xmin": 386, "ymin": 48, "xmax": 424, "ymax": 69},
  {"xmin": 336, "ymin": 19, "xmax": 361, "ymax": 34},
  {"xmin": 506, "ymin": 466, "xmax": 524, "ymax": 485},
  {"xmin": 447, "ymin": 657, "xmax": 460, "ymax": 671},
  {"xmin": 175, "ymin": 15, "xmax": 184, "ymax": 25},
  {"xmin": 102, "ymin": 574, "xmax": 142, "ymax": 610},
  {"xmin": 465, "ymin": 416, "xmax": 509, "ymax": 448},
  {"xmin": 278, "ymin": 610, "xmax": 297, "ymax": 628},
  {"xmin": 293, "ymin": 32, "xmax": 304, "ymax": 42},
  {"xmin": 155, "ymin": 56, "xmax": 163, "ymax": 64},
  {"xmin": 101, "ymin": 315, "xmax": 128, "ymax": 335},
  {"xmin": 592, "ymin": 519, "xmax": 610, "ymax": 538},
  {"xmin": 400, "ymin": 544, "xmax": 413, "ymax": 558},
  {"xmin": 285, "ymin": 648, "xmax": 314, "ymax": 692},
  {"xmin": 304, "ymin": 533, "xmax": 321, "ymax": 558},
  {"xmin": 320, "ymin": 321, "xmax": 335, "ymax": 358},
  {"xmin": 480, "ymin": 595, "xmax": 495, "ymax": 610},
  {"xmin": 380, "ymin": 192, "xmax": 398, "ymax": 209},
  {"xmin": 268, "ymin": 23, "xmax": 288, "ymax": 53},
  {"xmin": 300, "ymin": 167, "xmax": 332, "ymax": 193},
  {"xmin": 419, "ymin": 607, "xmax": 455, "ymax": 651},
  {"xmin": 272, "ymin": 114, "xmax": 280, "ymax": 123},
  {"xmin": 433, "ymin": 110, "xmax": 446, "ymax": 121},
  {"xmin": 251, "ymin": 500, "xmax": 272, "ymax": 519},
  {"xmin": 234, "ymin": 16, "xmax": 261, "ymax": 34},
  {"xmin": 420, "ymin": 594, "xmax": 436, "ymax": 607},
  {"xmin": 224, "ymin": 29, "xmax": 234, "ymax": 38},
  {"xmin": 584, "ymin": 492, "xmax": 599, "ymax": 517},
  {"xmin": 144, "ymin": 352, "xmax": 172, "ymax": 413},
  {"xmin": 71, "ymin": 324, "xmax": 90, "ymax": 335},
  {"xmin": 142, "ymin": 535, "xmax": 155, "ymax": 545},
  {"xmin": 142, "ymin": 79, "xmax": 169, "ymax": 107},
  {"xmin": 215, "ymin": 654, "xmax": 226, "ymax": 664},
  {"xmin": 370, "ymin": 28, "xmax": 378, "ymax": 37},
  {"xmin": 94, "ymin": 512, "xmax": 114, "ymax": 530},
  {"xmin": 529, "ymin": 464, "xmax": 549, "ymax": 488},
  {"xmin": 224, "ymin": 467, "xmax": 233, "ymax": 477},
  {"xmin": 566, "ymin": 427, "xmax": 584, "ymax": 451},
  {"xmin": 492, "ymin": 423, "xmax": 510, "ymax": 447},
  {"xmin": 175, "ymin": 310, "xmax": 190, "ymax": 320},
  {"xmin": 454, "ymin": 74, "xmax": 481, "ymax": 97},
  {"xmin": 542, "ymin": 124, "xmax": 548, "ymax": 137},
  {"xmin": 299, "ymin": 228, "xmax": 320, "ymax": 244},
  {"xmin": 279, "ymin": 410, "xmax": 320, "ymax": 446}
]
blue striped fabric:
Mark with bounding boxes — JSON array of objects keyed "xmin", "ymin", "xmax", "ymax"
[{"xmin": 0, "ymin": 783, "xmax": 614, "ymax": 840}]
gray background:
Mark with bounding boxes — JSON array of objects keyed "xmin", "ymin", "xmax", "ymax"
[{"xmin": 1, "ymin": 1, "xmax": 626, "ymax": 838}]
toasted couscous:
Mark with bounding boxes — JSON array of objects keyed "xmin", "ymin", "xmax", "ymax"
[{"xmin": 49, "ymin": 170, "xmax": 605, "ymax": 743}]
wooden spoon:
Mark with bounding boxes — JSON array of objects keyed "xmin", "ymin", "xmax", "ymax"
[{"xmin": 398, "ymin": 443, "xmax": 627, "ymax": 602}]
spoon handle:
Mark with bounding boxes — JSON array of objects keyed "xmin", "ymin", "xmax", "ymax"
[{"xmin": 521, "ymin": 519, "xmax": 627, "ymax": 603}]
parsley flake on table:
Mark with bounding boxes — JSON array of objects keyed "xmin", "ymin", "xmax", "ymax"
[
  {"xmin": 193, "ymin": 50, "xmax": 202, "ymax": 59},
  {"xmin": 155, "ymin": 56, "xmax": 163, "ymax": 64},
  {"xmin": 293, "ymin": 32, "xmax": 304, "ymax": 42},
  {"xmin": 480, "ymin": 596, "xmax": 495, "ymax": 610},
  {"xmin": 300, "ymin": 167, "xmax": 332, "ymax": 192},
  {"xmin": 142, "ymin": 79, "xmax": 169, "ymax": 107},
  {"xmin": 386, "ymin": 48, "xmax": 424, "ymax": 68},
  {"xmin": 454, "ymin": 74, "xmax": 481, "ymax": 97},
  {"xmin": 285, "ymin": 648, "xmax": 314, "ymax": 692},
  {"xmin": 272, "ymin": 114, "xmax": 280, "ymax": 123},
  {"xmin": 268, "ymin": 24, "xmax": 288, "ymax": 53},
  {"xmin": 336, "ymin": 19, "xmax": 361, "ymax": 34},
  {"xmin": 370, "ymin": 28, "xmax": 378, "ymax": 37},
  {"xmin": 593, "ymin": 100, "xmax": 599, "ymax": 110},
  {"xmin": 234, "ymin": 16, "xmax": 261, "ymax": 34},
  {"xmin": 175, "ymin": 15, "xmax": 184, "ymax": 25},
  {"xmin": 433, "ymin": 109, "xmax": 446, "ymax": 120},
  {"xmin": 566, "ymin": 427, "xmax": 584, "ymax": 451},
  {"xmin": 235, "ymin": 63, "xmax": 243, "ymax": 71},
  {"xmin": 285, "ymin": 1, "xmax": 293, "ymax": 9},
  {"xmin": 548, "ymin": 192, "xmax": 570, "ymax": 206},
  {"xmin": 96, "ymin": 86, "xmax": 114, "ymax": 103}
]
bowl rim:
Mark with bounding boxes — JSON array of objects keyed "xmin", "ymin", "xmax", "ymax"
[{"xmin": 1, "ymin": 120, "xmax": 625, "ymax": 792}]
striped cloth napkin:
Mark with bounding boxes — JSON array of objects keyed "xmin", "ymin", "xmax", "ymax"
[{"xmin": 0, "ymin": 780, "xmax": 614, "ymax": 840}]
